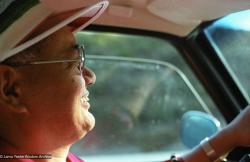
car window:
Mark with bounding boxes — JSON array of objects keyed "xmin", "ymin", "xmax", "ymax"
[
  {"xmin": 71, "ymin": 32, "xmax": 225, "ymax": 162},
  {"xmin": 204, "ymin": 9, "xmax": 250, "ymax": 102}
]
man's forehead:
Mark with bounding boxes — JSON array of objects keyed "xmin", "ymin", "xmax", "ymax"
[
  {"xmin": 48, "ymin": 27, "xmax": 75, "ymax": 45},
  {"xmin": 34, "ymin": 26, "xmax": 76, "ymax": 58}
]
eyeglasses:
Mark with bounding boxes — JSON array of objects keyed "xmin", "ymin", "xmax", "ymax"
[
  {"xmin": 28, "ymin": 44, "xmax": 85, "ymax": 72},
  {"xmin": 2, "ymin": 44, "xmax": 85, "ymax": 72}
]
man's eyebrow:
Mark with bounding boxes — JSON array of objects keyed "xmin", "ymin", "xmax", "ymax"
[
  {"xmin": 73, "ymin": 44, "xmax": 82, "ymax": 53},
  {"xmin": 69, "ymin": 44, "xmax": 78, "ymax": 52},
  {"xmin": 71, "ymin": 44, "xmax": 80, "ymax": 57}
]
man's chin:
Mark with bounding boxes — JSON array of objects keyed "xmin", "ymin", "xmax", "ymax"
[
  {"xmin": 82, "ymin": 112, "xmax": 95, "ymax": 133},
  {"xmin": 75, "ymin": 117, "xmax": 95, "ymax": 141},
  {"xmin": 86, "ymin": 112, "xmax": 95, "ymax": 131}
]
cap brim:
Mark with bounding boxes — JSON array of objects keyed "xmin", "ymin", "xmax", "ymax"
[{"xmin": 2, "ymin": 1, "xmax": 108, "ymax": 61}]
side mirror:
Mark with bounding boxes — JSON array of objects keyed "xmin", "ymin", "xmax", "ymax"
[{"xmin": 180, "ymin": 111, "xmax": 221, "ymax": 148}]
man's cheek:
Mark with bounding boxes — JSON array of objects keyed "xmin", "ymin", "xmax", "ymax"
[{"xmin": 72, "ymin": 76, "xmax": 85, "ymax": 93}]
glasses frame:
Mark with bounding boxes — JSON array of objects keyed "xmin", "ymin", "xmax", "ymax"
[
  {"xmin": 29, "ymin": 44, "xmax": 85, "ymax": 70},
  {"xmin": 3, "ymin": 44, "xmax": 86, "ymax": 72}
]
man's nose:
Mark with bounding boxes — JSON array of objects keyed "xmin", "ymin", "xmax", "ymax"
[{"xmin": 82, "ymin": 67, "xmax": 96, "ymax": 86}]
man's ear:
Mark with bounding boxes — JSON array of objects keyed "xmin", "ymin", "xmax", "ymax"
[{"xmin": 0, "ymin": 65, "xmax": 27, "ymax": 113}]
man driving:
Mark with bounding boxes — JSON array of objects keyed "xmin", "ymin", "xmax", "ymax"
[{"xmin": 1, "ymin": 1, "xmax": 250, "ymax": 162}]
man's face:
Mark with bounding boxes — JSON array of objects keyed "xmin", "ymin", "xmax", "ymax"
[{"xmin": 17, "ymin": 27, "xmax": 96, "ymax": 147}]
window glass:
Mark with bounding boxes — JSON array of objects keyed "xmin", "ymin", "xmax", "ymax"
[
  {"xmin": 71, "ymin": 32, "xmax": 224, "ymax": 162},
  {"xmin": 205, "ymin": 10, "xmax": 250, "ymax": 102}
]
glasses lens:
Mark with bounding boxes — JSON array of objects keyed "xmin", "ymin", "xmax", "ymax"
[{"xmin": 78, "ymin": 44, "xmax": 85, "ymax": 72}]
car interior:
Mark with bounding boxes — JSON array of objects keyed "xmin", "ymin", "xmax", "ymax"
[{"xmin": 67, "ymin": 0, "xmax": 250, "ymax": 162}]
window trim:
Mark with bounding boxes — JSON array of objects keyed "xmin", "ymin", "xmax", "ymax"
[
  {"xmin": 84, "ymin": 23, "xmax": 250, "ymax": 161},
  {"xmin": 85, "ymin": 24, "xmax": 248, "ymax": 122}
]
